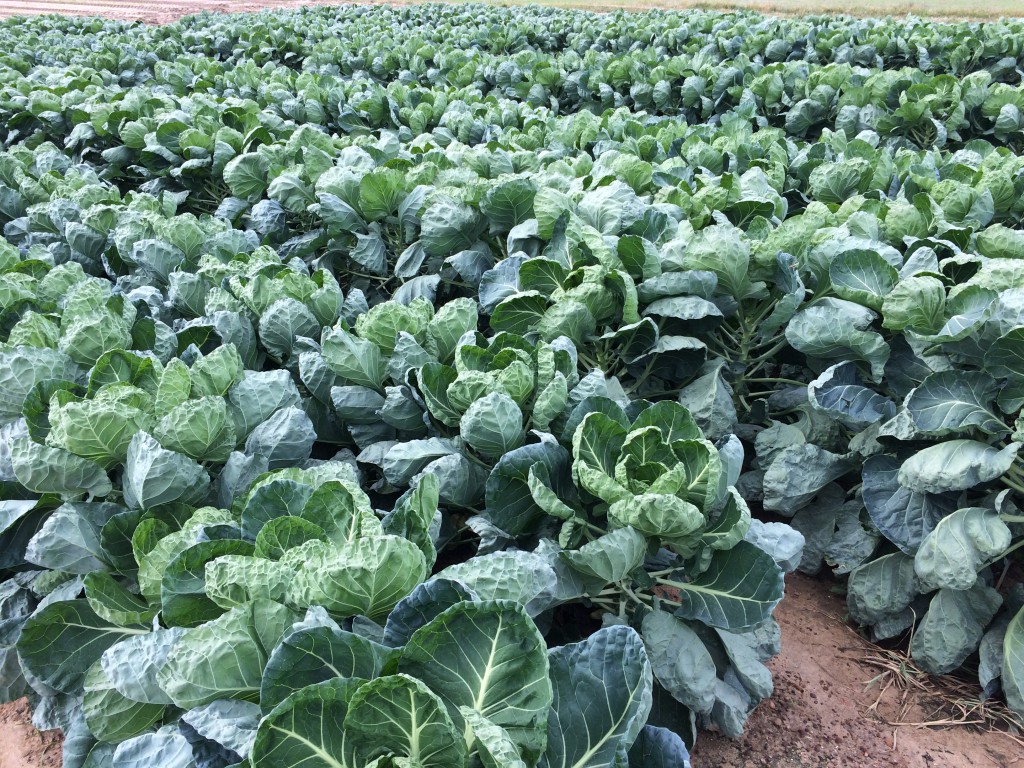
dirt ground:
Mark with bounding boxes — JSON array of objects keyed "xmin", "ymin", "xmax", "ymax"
[
  {"xmin": 0, "ymin": 699, "xmax": 60, "ymax": 768},
  {"xmin": 1, "ymin": 572, "xmax": 1020, "ymax": 768},
  {"xmin": 694, "ymin": 572, "xmax": 1024, "ymax": 768}
]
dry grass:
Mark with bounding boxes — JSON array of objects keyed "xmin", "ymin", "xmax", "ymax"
[{"xmin": 858, "ymin": 645, "xmax": 1024, "ymax": 744}]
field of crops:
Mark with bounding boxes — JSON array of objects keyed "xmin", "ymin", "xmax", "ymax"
[{"xmin": 1, "ymin": 4, "xmax": 1024, "ymax": 767}]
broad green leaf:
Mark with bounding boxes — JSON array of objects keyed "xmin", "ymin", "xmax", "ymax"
[
  {"xmin": 906, "ymin": 371, "xmax": 1006, "ymax": 436},
  {"xmin": 11, "ymin": 439, "xmax": 112, "ymax": 498},
  {"xmin": 762, "ymin": 444, "xmax": 855, "ymax": 516},
  {"xmin": 17, "ymin": 600, "xmax": 148, "ymax": 692},
  {"xmin": 346, "ymin": 674, "xmax": 467, "ymax": 767},
  {"xmin": 846, "ymin": 552, "xmax": 918, "ymax": 626},
  {"xmin": 862, "ymin": 455, "xmax": 956, "ymax": 554},
  {"xmin": 882, "ymin": 276, "xmax": 946, "ymax": 333},
  {"xmin": 101, "ymin": 627, "xmax": 187, "ymax": 705},
  {"xmin": 399, "ymin": 600, "xmax": 551, "ymax": 759},
  {"xmin": 829, "ymin": 249, "xmax": 898, "ymax": 311},
  {"xmin": 123, "ymin": 432, "xmax": 209, "ymax": 510},
  {"xmin": 560, "ymin": 526, "xmax": 646, "ymax": 588},
  {"xmin": 484, "ymin": 437, "xmax": 572, "ymax": 535},
  {"xmin": 608, "ymin": 494, "xmax": 702, "ymax": 540},
  {"xmin": 84, "ymin": 572, "xmax": 158, "ymax": 627},
  {"xmin": 382, "ymin": 579, "xmax": 477, "ymax": 650},
  {"xmin": 322, "ymin": 328, "xmax": 387, "ymax": 392},
  {"xmin": 0, "ymin": 346, "xmax": 79, "ymax": 424},
  {"xmin": 261, "ymin": 626, "xmax": 394, "ymax": 711},
  {"xmin": 83, "ymin": 662, "xmax": 164, "ymax": 743},
  {"xmin": 461, "ymin": 708, "xmax": 529, "ymax": 768},
  {"xmin": 201, "ymin": 551, "xmax": 293, "ymax": 615},
  {"xmin": 914, "ymin": 507, "xmax": 1011, "ymax": 591},
  {"xmin": 47, "ymin": 399, "xmax": 151, "ymax": 469},
  {"xmin": 911, "ymin": 585, "xmax": 1001, "ymax": 675},
  {"xmin": 540, "ymin": 625, "xmax": 652, "ymax": 768},
  {"xmin": 986, "ymin": 327, "xmax": 1024, "ymax": 380},
  {"xmin": 1004, "ymin": 607, "xmax": 1024, "ymax": 714},
  {"xmin": 250, "ymin": 678, "xmax": 362, "ymax": 768},
  {"xmin": 627, "ymin": 725, "xmax": 692, "ymax": 768},
  {"xmin": 284, "ymin": 537, "xmax": 427, "ymax": 621},
  {"xmin": 460, "ymin": 392, "xmax": 525, "ymax": 460},
  {"xmin": 641, "ymin": 612, "xmax": 715, "ymax": 715},
  {"xmin": 158, "ymin": 600, "xmax": 297, "ymax": 709},
  {"xmin": 111, "ymin": 729, "xmax": 195, "ymax": 768},
  {"xmin": 152, "ymin": 396, "xmax": 236, "ymax": 462},
  {"xmin": 897, "ymin": 440, "xmax": 1020, "ymax": 493},
  {"xmin": 25, "ymin": 502, "xmax": 120, "ymax": 574},
  {"xmin": 180, "ymin": 699, "xmax": 261, "ymax": 759},
  {"xmin": 224, "ymin": 153, "xmax": 270, "ymax": 202},
  {"xmin": 671, "ymin": 542, "xmax": 784, "ymax": 631},
  {"xmin": 785, "ymin": 298, "xmax": 889, "ymax": 382}
]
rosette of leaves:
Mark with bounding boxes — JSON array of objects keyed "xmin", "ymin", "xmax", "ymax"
[
  {"xmin": 354, "ymin": 330, "xmax": 581, "ymax": 509},
  {"xmin": 5, "ymin": 462, "xmax": 439, "ymax": 760},
  {"xmin": 480, "ymin": 190, "xmax": 646, "ymax": 346},
  {"xmin": 308, "ymin": 295, "xmax": 479, "ymax": 450},
  {"xmin": 523, "ymin": 399, "xmax": 798, "ymax": 737},
  {"xmin": 6, "ymin": 339, "xmax": 320, "ymax": 507}
]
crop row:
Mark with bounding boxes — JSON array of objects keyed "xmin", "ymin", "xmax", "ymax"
[{"xmin": 1, "ymin": 6, "xmax": 1023, "ymax": 768}]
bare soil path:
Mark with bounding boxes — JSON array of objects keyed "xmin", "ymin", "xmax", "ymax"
[{"xmin": 694, "ymin": 573, "xmax": 1024, "ymax": 768}]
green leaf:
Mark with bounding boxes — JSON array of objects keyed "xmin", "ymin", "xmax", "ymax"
[
  {"xmin": 540, "ymin": 625, "xmax": 652, "ymax": 768},
  {"xmin": 641, "ymin": 611, "xmax": 715, "ymax": 715},
  {"xmin": 911, "ymin": 585, "xmax": 1002, "ymax": 675},
  {"xmin": 1003, "ymin": 606, "xmax": 1024, "ymax": 714},
  {"xmin": 158, "ymin": 600, "xmax": 297, "ymax": 709},
  {"xmin": 11, "ymin": 439, "xmax": 112, "ymax": 498},
  {"xmin": 906, "ymin": 371, "xmax": 1006, "ymax": 436},
  {"xmin": 461, "ymin": 708, "xmax": 529, "ymax": 768},
  {"xmin": 491, "ymin": 292, "xmax": 549, "ymax": 336},
  {"xmin": 862, "ymin": 455, "xmax": 956, "ymax": 554},
  {"xmin": 251, "ymin": 678, "xmax": 362, "ymax": 768},
  {"xmin": 986, "ymin": 327, "xmax": 1024, "ymax": 380},
  {"xmin": 25, "ymin": 501, "xmax": 120, "ymax": 574},
  {"xmin": 123, "ymin": 432, "xmax": 209, "ymax": 510},
  {"xmin": 285, "ymin": 537, "xmax": 427, "ymax": 621},
  {"xmin": 897, "ymin": 440, "xmax": 1020, "ymax": 493},
  {"xmin": 460, "ymin": 392, "xmax": 526, "ymax": 460},
  {"xmin": 627, "ymin": 726, "xmax": 692, "ymax": 768},
  {"xmin": 882, "ymin": 276, "xmax": 946, "ymax": 333},
  {"xmin": 914, "ymin": 507, "xmax": 1011, "ymax": 591},
  {"xmin": 83, "ymin": 662, "xmax": 165, "ymax": 743},
  {"xmin": 762, "ymin": 444, "xmax": 855, "ymax": 516},
  {"xmin": 829, "ymin": 249, "xmax": 899, "ymax": 311},
  {"xmin": 560, "ymin": 526, "xmax": 646, "ymax": 589},
  {"xmin": 84, "ymin": 572, "xmax": 158, "ymax": 627},
  {"xmin": 322, "ymin": 328, "xmax": 387, "ymax": 392},
  {"xmin": 17, "ymin": 600, "xmax": 148, "ymax": 692},
  {"xmin": 224, "ymin": 153, "xmax": 270, "ymax": 202},
  {"xmin": 608, "ymin": 494, "xmax": 703, "ymax": 540},
  {"xmin": 261, "ymin": 626, "xmax": 395, "ymax": 711},
  {"xmin": 163, "ymin": 539, "xmax": 259, "ymax": 627},
  {"xmin": 346, "ymin": 674, "xmax": 467, "ymax": 767},
  {"xmin": 846, "ymin": 552, "xmax": 918, "ymax": 626},
  {"xmin": 101, "ymin": 627, "xmax": 186, "ymax": 705},
  {"xmin": 671, "ymin": 542, "xmax": 784, "ymax": 631},
  {"xmin": 785, "ymin": 298, "xmax": 890, "ymax": 382},
  {"xmin": 399, "ymin": 600, "xmax": 551, "ymax": 759}
]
